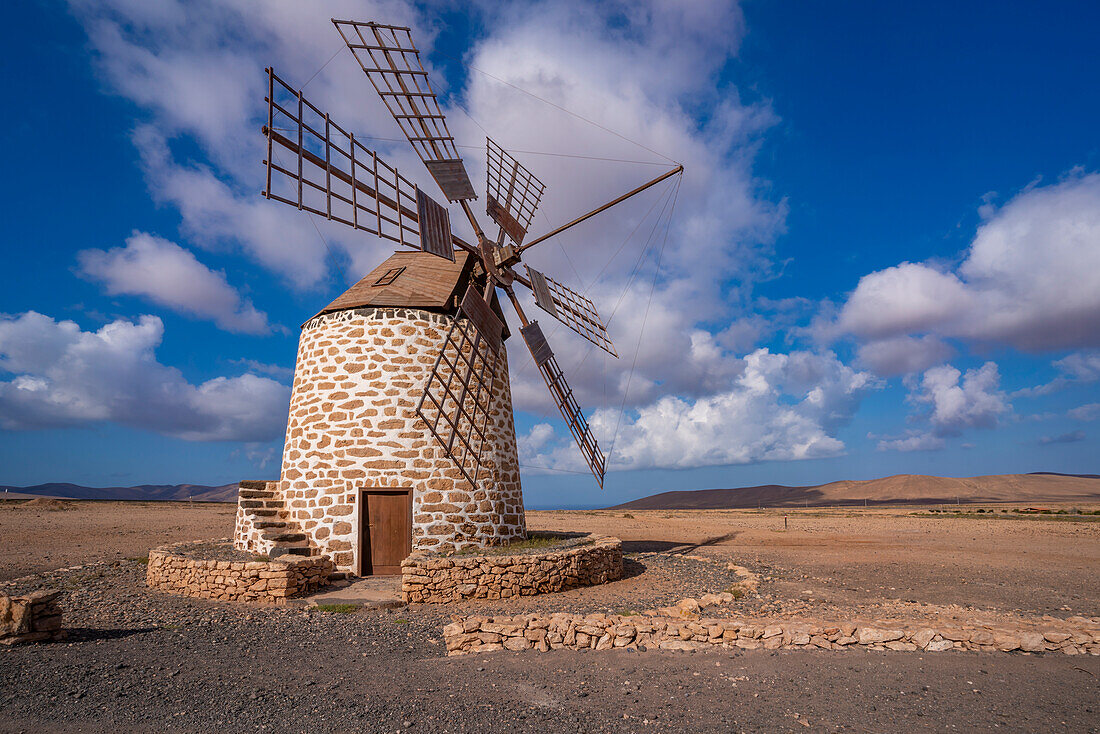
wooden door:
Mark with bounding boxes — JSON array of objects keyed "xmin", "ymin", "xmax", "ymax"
[{"xmin": 359, "ymin": 489, "xmax": 412, "ymax": 575}]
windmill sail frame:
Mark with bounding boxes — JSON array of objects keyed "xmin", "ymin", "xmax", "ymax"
[
  {"xmin": 525, "ymin": 266, "xmax": 618, "ymax": 357},
  {"xmin": 333, "ymin": 19, "xmax": 476, "ymax": 202},
  {"xmin": 520, "ymin": 321, "xmax": 606, "ymax": 487},
  {"xmin": 415, "ymin": 287, "xmax": 504, "ymax": 488}
]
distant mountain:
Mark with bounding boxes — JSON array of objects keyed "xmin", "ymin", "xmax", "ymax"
[
  {"xmin": 0, "ymin": 482, "xmax": 241, "ymax": 503},
  {"xmin": 608, "ymin": 473, "xmax": 1100, "ymax": 510}
]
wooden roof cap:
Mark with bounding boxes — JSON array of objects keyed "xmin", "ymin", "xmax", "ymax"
[{"xmin": 317, "ymin": 250, "xmax": 474, "ymax": 316}]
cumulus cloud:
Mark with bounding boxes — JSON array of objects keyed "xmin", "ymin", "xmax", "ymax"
[
  {"xmin": 1037, "ymin": 430, "xmax": 1085, "ymax": 445},
  {"xmin": 1069, "ymin": 403, "xmax": 1100, "ymax": 421},
  {"xmin": 832, "ymin": 172, "xmax": 1100, "ymax": 352},
  {"xmin": 909, "ymin": 362, "xmax": 1010, "ymax": 437},
  {"xmin": 1013, "ymin": 349, "xmax": 1100, "ymax": 397},
  {"xmin": 78, "ymin": 231, "xmax": 270, "ymax": 334},
  {"xmin": 856, "ymin": 335, "xmax": 954, "ymax": 377},
  {"xmin": 876, "ymin": 432, "xmax": 946, "ymax": 452},
  {"xmin": 521, "ymin": 349, "xmax": 877, "ymax": 472},
  {"xmin": 0, "ymin": 312, "xmax": 289, "ymax": 441}
]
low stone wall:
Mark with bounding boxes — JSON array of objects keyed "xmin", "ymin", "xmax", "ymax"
[
  {"xmin": 1, "ymin": 590, "xmax": 64, "ymax": 645},
  {"xmin": 146, "ymin": 541, "xmax": 333, "ymax": 603},
  {"xmin": 445, "ymin": 612, "xmax": 1100, "ymax": 656},
  {"xmin": 402, "ymin": 535, "xmax": 623, "ymax": 603}
]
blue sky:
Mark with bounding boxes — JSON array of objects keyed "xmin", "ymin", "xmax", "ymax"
[{"xmin": 1, "ymin": 1, "xmax": 1097, "ymax": 508}]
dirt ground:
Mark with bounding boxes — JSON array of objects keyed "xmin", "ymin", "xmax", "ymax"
[
  {"xmin": 0, "ymin": 500, "xmax": 238, "ymax": 581},
  {"xmin": 3, "ymin": 500, "xmax": 1099, "ymax": 732}
]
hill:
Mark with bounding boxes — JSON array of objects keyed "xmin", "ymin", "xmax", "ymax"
[
  {"xmin": 607, "ymin": 473, "xmax": 1100, "ymax": 510},
  {"xmin": 0, "ymin": 482, "xmax": 240, "ymax": 503}
]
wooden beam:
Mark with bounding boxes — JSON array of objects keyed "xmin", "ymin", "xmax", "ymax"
[{"xmin": 517, "ymin": 164, "xmax": 682, "ymax": 253}]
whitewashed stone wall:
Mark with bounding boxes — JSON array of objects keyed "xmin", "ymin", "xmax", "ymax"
[{"xmin": 269, "ymin": 306, "xmax": 525, "ymax": 572}]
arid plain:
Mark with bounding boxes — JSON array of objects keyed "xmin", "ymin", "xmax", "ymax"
[{"xmin": 2, "ymin": 498, "xmax": 1098, "ymax": 732}]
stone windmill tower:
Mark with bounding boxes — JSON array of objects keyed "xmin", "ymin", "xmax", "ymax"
[{"xmin": 234, "ymin": 19, "xmax": 682, "ymax": 575}]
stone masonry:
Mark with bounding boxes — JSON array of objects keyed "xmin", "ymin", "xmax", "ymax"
[
  {"xmin": 445, "ymin": 612, "xmax": 1100, "ymax": 656},
  {"xmin": 147, "ymin": 541, "xmax": 333, "ymax": 603},
  {"xmin": 1, "ymin": 590, "xmax": 64, "ymax": 645},
  {"xmin": 402, "ymin": 536, "xmax": 623, "ymax": 603},
  {"xmin": 236, "ymin": 306, "xmax": 525, "ymax": 573}
]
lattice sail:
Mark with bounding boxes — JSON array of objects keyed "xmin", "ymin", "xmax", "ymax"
[
  {"xmin": 263, "ymin": 68, "xmax": 456, "ymax": 255},
  {"xmin": 333, "ymin": 19, "xmax": 476, "ymax": 202},
  {"xmin": 520, "ymin": 321, "xmax": 606, "ymax": 488},
  {"xmin": 525, "ymin": 267, "xmax": 617, "ymax": 357},
  {"xmin": 485, "ymin": 138, "xmax": 545, "ymax": 246},
  {"xmin": 415, "ymin": 287, "xmax": 504, "ymax": 488}
]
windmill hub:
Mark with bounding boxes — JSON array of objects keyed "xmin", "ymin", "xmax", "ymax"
[{"xmin": 234, "ymin": 17, "xmax": 681, "ymax": 575}]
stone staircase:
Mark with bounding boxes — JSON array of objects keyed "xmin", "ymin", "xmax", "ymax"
[{"xmin": 236, "ymin": 480, "xmax": 314, "ymax": 558}]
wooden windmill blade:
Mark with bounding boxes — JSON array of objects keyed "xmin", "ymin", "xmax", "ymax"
[
  {"xmin": 415, "ymin": 286, "xmax": 505, "ymax": 488},
  {"xmin": 517, "ymin": 319, "xmax": 607, "ymax": 488},
  {"xmin": 524, "ymin": 266, "xmax": 618, "ymax": 357},
  {"xmin": 262, "ymin": 68, "xmax": 458, "ymax": 261},
  {"xmin": 332, "ymin": 19, "xmax": 477, "ymax": 203},
  {"xmin": 485, "ymin": 138, "xmax": 546, "ymax": 246}
]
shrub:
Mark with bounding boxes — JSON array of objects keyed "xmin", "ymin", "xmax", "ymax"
[{"xmin": 315, "ymin": 603, "xmax": 359, "ymax": 614}]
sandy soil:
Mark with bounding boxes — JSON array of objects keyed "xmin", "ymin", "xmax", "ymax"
[
  {"xmin": 528, "ymin": 508, "xmax": 1100, "ymax": 617},
  {"xmin": 3, "ymin": 501, "xmax": 1099, "ymax": 732},
  {"xmin": 0, "ymin": 500, "xmax": 237, "ymax": 581}
]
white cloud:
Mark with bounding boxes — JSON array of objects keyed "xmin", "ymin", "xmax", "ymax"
[
  {"xmin": 876, "ymin": 432, "xmax": 946, "ymax": 452},
  {"xmin": 856, "ymin": 335, "xmax": 954, "ymax": 377},
  {"xmin": 69, "ymin": 0, "xmax": 786, "ymax": 418},
  {"xmin": 78, "ymin": 231, "xmax": 270, "ymax": 334},
  {"xmin": 0, "ymin": 312, "xmax": 289, "ymax": 441},
  {"xmin": 521, "ymin": 349, "xmax": 877, "ymax": 471},
  {"xmin": 1053, "ymin": 351, "xmax": 1100, "ymax": 382},
  {"xmin": 1012, "ymin": 350, "xmax": 1100, "ymax": 397},
  {"xmin": 909, "ymin": 362, "xmax": 1010, "ymax": 437},
  {"xmin": 1068, "ymin": 403, "xmax": 1100, "ymax": 421},
  {"xmin": 833, "ymin": 172, "xmax": 1100, "ymax": 352},
  {"xmin": 231, "ymin": 358, "xmax": 294, "ymax": 380},
  {"xmin": 1038, "ymin": 430, "xmax": 1085, "ymax": 446}
]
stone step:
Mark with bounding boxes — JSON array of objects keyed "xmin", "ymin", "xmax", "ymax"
[
  {"xmin": 253, "ymin": 520, "xmax": 288, "ymax": 530},
  {"xmin": 239, "ymin": 480, "xmax": 275, "ymax": 491},
  {"xmin": 330, "ymin": 571, "xmax": 350, "ymax": 582},
  {"xmin": 239, "ymin": 489, "xmax": 275, "ymax": 500},
  {"xmin": 248, "ymin": 509, "xmax": 278, "ymax": 518},
  {"xmin": 262, "ymin": 531, "xmax": 307, "ymax": 543},
  {"xmin": 274, "ymin": 546, "xmax": 314, "ymax": 557}
]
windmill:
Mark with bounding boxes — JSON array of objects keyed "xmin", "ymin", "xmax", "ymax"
[{"xmin": 238, "ymin": 19, "xmax": 681, "ymax": 571}]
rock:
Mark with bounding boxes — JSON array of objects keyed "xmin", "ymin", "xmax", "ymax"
[
  {"xmin": 857, "ymin": 627, "xmax": 904, "ymax": 644},
  {"xmin": 659, "ymin": 639, "xmax": 697, "ymax": 651},
  {"xmin": 1043, "ymin": 631, "xmax": 1072, "ymax": 644},
  {"xmin": 761, "ymin": 625, "xmax": 783, "ymax": 639},
  {"xmin": 677, "ymin": 598, "xmax": 701, "ymax": 614},
  {"xmin": 904, "ymin": 629, "xmax": 932, "ymax": 649},
  {"xmin": 503, "ymin": 637, "xmax": 531, "ymax": 651},
  {"xmin": 884, "ymin": 641, "xmax": 917, "ymax": 651},
  {"xmin": 993, "ymin": 632, "xmax": 1021, "ymax": 651},
  {"xmin": 969, "ymin": 630, "xmax": 995, "ymax": 646},
  {"xmin": 925, "ymin": 639, "xmax": 954, "ymax": 652},
  {"xmin": 1018, "ymin": 632, "xmax": 1047, "ymax": 652},
  {"xmin": 834, "ymin": 636, "xmax": 857, "ymax": 646}
]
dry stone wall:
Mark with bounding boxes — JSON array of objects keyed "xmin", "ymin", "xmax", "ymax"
[
  {"xmin": 445, "ymin": 612, "xmax": 1100, "ymax": 656},
  {"xmin": 268, "ymin": 307, "xmax": 525, "ymax": 573},
  {"xmin": 147, "ymin": 542, "xmax": 332, "ymax": 603},
  {"xmin": 0, "ymin": 590, "xmax": 64, "ymax": 645},
  {"xmin": 402, "ymin": 536, "xmax": 623, "ymax": 603}
]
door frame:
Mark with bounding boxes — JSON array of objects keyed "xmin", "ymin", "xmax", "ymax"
[{"xmin": 357, "ymin": 488, "xmax": 413, "ymax": 576}]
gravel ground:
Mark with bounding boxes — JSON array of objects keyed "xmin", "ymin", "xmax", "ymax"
[{"xmin": 3, "ymin": 558, "xmax": 1099, "ymax": 733}]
